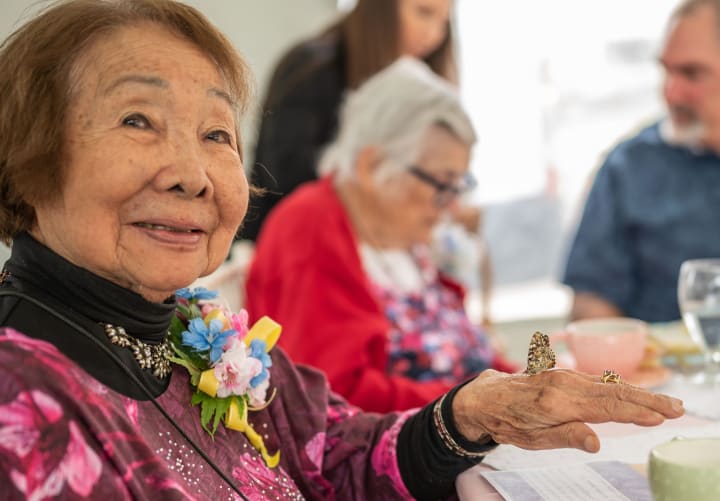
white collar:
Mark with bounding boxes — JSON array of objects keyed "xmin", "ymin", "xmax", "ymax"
[{"xmin": 359, "ymin": 245, "xmax": 432, "ymax": 294}]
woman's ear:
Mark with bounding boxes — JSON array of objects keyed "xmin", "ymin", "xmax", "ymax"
[{"xmin": 355, "ymin": 146, "xmax": 382, "ymax": 189}]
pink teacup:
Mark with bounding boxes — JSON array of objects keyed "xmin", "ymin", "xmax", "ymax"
[{"xmin": 551, "ymin": 317, "xmax": 648, "ymax": 377}]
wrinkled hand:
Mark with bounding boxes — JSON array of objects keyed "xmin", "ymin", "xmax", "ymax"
[{"xmin": 452, "ymin": 369, "xmax": 684, "ymax": 453}]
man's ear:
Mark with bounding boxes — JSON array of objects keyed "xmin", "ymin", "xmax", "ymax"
[{"xmin": 354, "ymin": 146, "xmax": 382, "ymax": 188}]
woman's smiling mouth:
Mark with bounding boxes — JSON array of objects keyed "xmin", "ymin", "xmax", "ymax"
[{"xmin": 132, "ymin": 221, "xmax": 207, "ymax": 246}]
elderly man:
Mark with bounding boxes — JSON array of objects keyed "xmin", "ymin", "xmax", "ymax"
[{"xmin": 563, "ymin": 0, "xmax": 720, "ymax": 323}]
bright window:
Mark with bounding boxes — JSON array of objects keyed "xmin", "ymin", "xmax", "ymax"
[{"xmin": 456, "ymin": 0, "xmax": 679, "ymax": 319}]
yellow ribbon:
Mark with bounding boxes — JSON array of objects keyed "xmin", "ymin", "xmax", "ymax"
[
  {"xmin": 198, "ymin": 369, "xmax": 219, "ymax": 397},
  {"xmin": 194, "ymin": 315, "xmax": 283, "ymax": 468},
  {"xmin": 225, "ymin": 398, "xmax": 280, "ymax": 468},
  {"xmin": 204, "ymin": 308, "xmax": 228, "ymax": 329},
  {"xmin": 243, "ymin": 316, "xmax": 282, "ymax": 352}
]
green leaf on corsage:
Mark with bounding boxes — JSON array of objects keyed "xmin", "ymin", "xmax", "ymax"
[{"xmin": 191, "ymin": 390, "xmax": 233, "ymax": 437}]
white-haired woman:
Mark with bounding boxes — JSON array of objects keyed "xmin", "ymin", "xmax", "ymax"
[{"xmin": 247, "ymin": 58, "xmax": 517, "ymax": 414}]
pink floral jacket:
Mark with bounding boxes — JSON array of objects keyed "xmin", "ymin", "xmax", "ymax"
[{"xmin": 0, "ymin": 328, "xmax": 415, "ymax": 500}]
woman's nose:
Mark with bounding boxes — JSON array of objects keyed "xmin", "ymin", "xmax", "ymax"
[{"xmin": 157, "ymin": 138, "xmax": 213, "ymax": 199}]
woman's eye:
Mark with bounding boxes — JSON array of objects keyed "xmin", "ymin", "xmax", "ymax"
[
  {"xmin": 122, "ymin": 113, "xmax": 150, "ymax": 129},
  {"xmin": 206, "ymin": 129, "xmax": 233, "ymax": 145}
]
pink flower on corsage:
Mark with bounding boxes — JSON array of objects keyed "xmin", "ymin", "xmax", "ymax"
[
  {"xmin": 230, "ymin": 310, "xmax": 249, "ymax": 340},
  {"xmin": 213, "ymin": 338, "xmax": 263, "ymax": 398}
]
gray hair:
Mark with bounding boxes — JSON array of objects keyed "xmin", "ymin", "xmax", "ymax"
[
  {"xmin": 671, "ymin": 0, "xmax": 720, "ymax": 36},
  {"xmin": 318, "ymin": 57, "xmax": 476, "ymax": 184}
]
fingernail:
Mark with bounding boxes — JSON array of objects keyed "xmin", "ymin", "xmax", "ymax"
[
  {"xmin": 584, "ymin": 435, "xmax": 599, "ymax": 452},
  {"xmin": 671, "ymin": 398, "xmax": 684, "ymax": 413}
]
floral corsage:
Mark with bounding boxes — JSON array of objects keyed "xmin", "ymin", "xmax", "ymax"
[{"xmin": 169, "ymin": 287, "xmax": 281, "ymax": 468}]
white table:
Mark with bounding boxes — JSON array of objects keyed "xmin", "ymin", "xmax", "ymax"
[{"xmin": 455, "ymin": 377, "xmax": 719, "ymax": 500}]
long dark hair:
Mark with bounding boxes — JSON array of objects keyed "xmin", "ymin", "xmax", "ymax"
[
  {"xmin": 334, "ymin": 0, "xmax": 457, "ymax": 88},
  {"xmin": 262, "ymin": 0, "xmax": 456, "ymax": 111}
]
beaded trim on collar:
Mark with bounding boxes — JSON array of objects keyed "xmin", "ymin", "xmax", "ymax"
[{"xmin": 103, "ymin": 324, "xmax": 172, "ymax": 378}]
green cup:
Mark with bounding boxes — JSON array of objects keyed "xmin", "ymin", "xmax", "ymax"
[{"xmin": 648, "ymin": 437, "xmax": 720, "ymax": 501}]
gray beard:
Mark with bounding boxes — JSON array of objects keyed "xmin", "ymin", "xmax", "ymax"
[{"xmin": 659, "ymin": 117, "xmax": 706, "ymax": 152}]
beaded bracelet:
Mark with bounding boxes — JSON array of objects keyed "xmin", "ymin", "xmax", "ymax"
[{"xmin": 433, "ymin": 393, "xmax": 496, "ymax": 459}]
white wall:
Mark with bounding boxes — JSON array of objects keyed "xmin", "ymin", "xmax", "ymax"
[
  {"xmin": 0, "ymin": 245, "xmax": 8, "ymax": 267},
  {"xmin": 454, "ymin": 0, "xmax": 679, "ymax": 320}
]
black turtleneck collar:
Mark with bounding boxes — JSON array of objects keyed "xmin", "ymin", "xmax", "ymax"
[{"xmin": 0, "ymin": 232, "xmax": 177, "ymax": 399}]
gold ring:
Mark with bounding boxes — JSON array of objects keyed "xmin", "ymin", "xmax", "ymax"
[{"xmin": 601, "ymin": 369, "xmax": 622, "ymax": 384}]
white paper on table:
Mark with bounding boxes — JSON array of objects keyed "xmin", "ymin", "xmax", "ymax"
[
  {"xmin": 483, "ymin": 422, "xmax": 720, "ymax": 471},
  {"xmin": 481, "ymin": 461, "xmax": 651, "ymax": 501},
  {"xmin": 659, "ymin": 379, "xmax": 720, "ymax": 420}
]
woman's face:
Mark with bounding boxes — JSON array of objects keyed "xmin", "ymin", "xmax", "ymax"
[
  {"xmin": 31, "ymin": 25, "xmax": 248, "ymax": 302},
  {"xmin": 375, "ymin": 125, "xmax": 471, "ymax": 245},
  {"xmin": 398, "ymin": 0, "xmax": 452, "ymax": 59}
]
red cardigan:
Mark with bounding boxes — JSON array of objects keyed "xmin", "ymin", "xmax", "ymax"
[{"xmin": 246, "ymin": 178, "xmax": 511, "ymax": 412}]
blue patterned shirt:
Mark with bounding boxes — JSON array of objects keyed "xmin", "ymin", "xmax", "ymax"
[{"xmin": 563, "ymin": 121, "xmax": 720, "ymax": 322}]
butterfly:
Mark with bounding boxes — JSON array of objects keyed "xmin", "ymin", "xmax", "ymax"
[{"xmin": 524, "ymin": 331, "xmax": 556, "ymax": 375}]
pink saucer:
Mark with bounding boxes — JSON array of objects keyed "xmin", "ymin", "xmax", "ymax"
[
  {"xmin": 623, "ymin": 366, "xmax": 673, "ymax": 388},
  {"xmin": 555, "ymin": 353, "xmax": 672, "ymax": 388}
]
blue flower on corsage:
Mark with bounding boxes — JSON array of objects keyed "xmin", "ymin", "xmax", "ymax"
[
  {"xmin": 176, "ymin": 287, "xmax": 219, "ymax": 301},
  {"xmin": 249, "ymin": 339, "xmax": 272, "ymax": 387},
  {"xmin": 182, "ymin": 317, "xmax": 234, "ymax": 363}
]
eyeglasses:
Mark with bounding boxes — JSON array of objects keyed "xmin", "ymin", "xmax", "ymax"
[{"xmin": 407, "ymin": 165, "xmax": 477, "ymax": 207}]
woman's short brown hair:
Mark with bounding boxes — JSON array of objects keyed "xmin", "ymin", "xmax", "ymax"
[{"xmin": 0, "ymin": 0, "xmax": 251, "ymax": 244}]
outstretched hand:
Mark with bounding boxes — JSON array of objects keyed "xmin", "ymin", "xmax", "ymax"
[{"xmin": 452, "ymin": 369, "xmax": 685, "ymax": 453}]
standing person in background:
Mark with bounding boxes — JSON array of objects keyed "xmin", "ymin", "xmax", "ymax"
[
  {"xmin": 242, "ymin": 0, "xmax": 456, "ymax": 240},
  {"xmin": 563, "ymin": 0, "xmax": 720, "ymax": 323},
  {"xmin": 246, "ymin": 58, "xmax": 517, "ymax": 414}
]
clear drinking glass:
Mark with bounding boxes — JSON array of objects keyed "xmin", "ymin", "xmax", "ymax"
[{"xmin": 678, "ymin": 259, "xmax": 720, "ymax": 384}]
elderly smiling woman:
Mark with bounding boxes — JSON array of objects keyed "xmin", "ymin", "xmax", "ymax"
[{"xmin": 0, "ymin": 1, "xmax": 683, "ymax": 500}]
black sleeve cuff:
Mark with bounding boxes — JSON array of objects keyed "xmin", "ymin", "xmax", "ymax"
[
  {"xmin": 396, "ymin": 382, "xmax": 497, "ymax": 500},
  {"xmin": 440, "ymin": 385, "xmax": 497, "ymax": 454}
]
